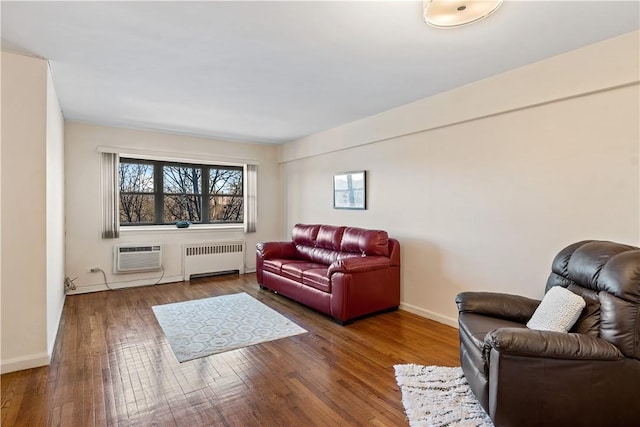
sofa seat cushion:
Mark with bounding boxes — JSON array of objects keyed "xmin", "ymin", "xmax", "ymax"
[
  {"xmin": 263, "ymin": 259, "xmax": 303, "ymax": 275},
  {"xmin": 459, "ymin": 313, "xmax": 527, "ymax": 380},
  {"xmin": 302, "ymin": 268, "xmax": 331, "ymax": 293},
  {"xmin": 459, "ymin": 312, "xmax": 526, "ymax": 350},
  {"xmin": 281, "ymin": 262, "xmax": 327, "ymax": 282}
]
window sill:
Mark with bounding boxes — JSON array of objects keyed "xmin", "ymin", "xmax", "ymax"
[{"xmin": 120, "ymin": 224, "xmax": 244, "ymax": 233}]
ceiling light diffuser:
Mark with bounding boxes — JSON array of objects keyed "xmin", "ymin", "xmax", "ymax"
[{"xmin": 424, "ymin": 0, "xmax": 503, "ymax": 28}]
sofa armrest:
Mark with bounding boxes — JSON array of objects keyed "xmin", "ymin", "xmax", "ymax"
[
  {"xmin": 328, "ymin": 256, "xmax": 391, "ymax": 276},
  {"xmin": 256, "ymin": 241, "xmax": 296, "ymax": 259},
  {"xmin": 456, "ymin": 292, "xmax": 540, "ymax": 324},
  {"xmin": 485, "ymin": 328, "xmax": 623, "ymax": 360}
]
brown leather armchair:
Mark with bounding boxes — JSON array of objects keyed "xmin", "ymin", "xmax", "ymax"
[{"xmin": 456, "ymin": 240, "xmax": 640, "ymax": 427}]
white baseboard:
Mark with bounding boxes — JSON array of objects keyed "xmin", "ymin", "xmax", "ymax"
[
  {"xmin": 67, "ymin": 275, "xmax": 184, "ymax": 295},
  {"xmin": 1, "ymin": 352, "xmax": 50, "ymax": 374},
  {"xmin": 68, "ymin": 270, "xmax": 255, "ymax": 295},
  {"xmin": 399, "ymin": 302, "xmax": 459, "ymax": 329}
]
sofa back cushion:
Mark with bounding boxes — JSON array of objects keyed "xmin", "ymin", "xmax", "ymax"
[
  {"xmin": 316, "ymin": 225, "xmax": 346, "ymax": 250},
  {"xmin": 292, "ymin": 224, "xmax": 320, "ymax": 246},
  {"xmin": 341, "ymin": 227, "xmax": 389, "ymax": 257},
  {"xmin": 546, "ymin": 240, "xmax": 640, "ymax": 360},
  {"xmin": 567, "ymin": 284, "xmax": 600, "ymax": 337},
  {"xmin": 291, "ymin": 224, "xmax": 390, "ymax": 264}
]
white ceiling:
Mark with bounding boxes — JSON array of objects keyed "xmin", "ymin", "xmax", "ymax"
[{"xmin": 2, "ymin": 1, "xmax": 639, "ymax": 144}]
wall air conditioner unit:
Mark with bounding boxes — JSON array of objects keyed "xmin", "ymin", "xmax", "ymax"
[{"xmin": 114, "ymin": 243, "xmax": 162, "ymax": 274}]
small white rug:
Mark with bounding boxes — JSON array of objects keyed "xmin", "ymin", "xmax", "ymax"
[
  {"xmin": 394, "ymin": 364, "xmax": 494, "ymax": 427},
  {"xmin": 152, "ymin": 292, "xmax": 307, "ymax": 362}
]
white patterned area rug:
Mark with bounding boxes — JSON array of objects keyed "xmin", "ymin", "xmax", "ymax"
[
  {"xmin": 394, "ymin": 364, "xmax": 494, "ymax": 427},
  {"xmin": 152, "ymin": 292, "xmax": 307, "ymax": 362}
]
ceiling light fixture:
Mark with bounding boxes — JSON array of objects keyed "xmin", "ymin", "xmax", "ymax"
[{"xmin": 424, "ymin": 0, "xmax": 503, "ymax": 28}]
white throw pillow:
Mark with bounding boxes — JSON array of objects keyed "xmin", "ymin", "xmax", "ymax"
[{"xmin": 526, "ymin": 286, "xmax": 586, "ymax": 332}]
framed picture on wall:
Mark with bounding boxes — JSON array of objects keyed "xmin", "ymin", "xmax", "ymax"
[{"xmin": 333, "ymin": 170, "xmax": 366, "ymax": 210}]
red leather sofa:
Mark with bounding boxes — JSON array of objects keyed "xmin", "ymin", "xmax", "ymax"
[{"xmin": 256, "ymin": 224, "xmax": 401, "ymax": 324}]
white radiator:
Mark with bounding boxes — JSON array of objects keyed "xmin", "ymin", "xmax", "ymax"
[
  {"xmin": 114, "ymin": 243, "xmax": 162, "ymax": 274},
  {"xmin": 183, "ymin": 241, "xmax": 245, "ymax": 280}
]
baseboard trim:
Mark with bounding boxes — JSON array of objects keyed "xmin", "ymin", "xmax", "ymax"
[
  {"xmin": 67, "ymin": 275, "xmax": 184, "ymax": 295},
  {"xmin": 399, "ymin": 302, "xmax": 458, "ymax": 329},
  {"xmin": 1, "ymin": 352, "xmax": 50, "ymax": 374},
  {"xmin": 68, "ymin": 271, "xmax": 256, "ymax": 295}
]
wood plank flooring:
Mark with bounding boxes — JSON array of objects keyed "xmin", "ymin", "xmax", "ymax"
[{"xmin": 1, "ymin": 273, "xmax": 460, "ymax": 426}]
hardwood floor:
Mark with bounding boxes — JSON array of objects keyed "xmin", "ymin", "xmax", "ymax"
[{"xmin": 1, "ymin": 273, "xmax": 460, "ymax": 426}]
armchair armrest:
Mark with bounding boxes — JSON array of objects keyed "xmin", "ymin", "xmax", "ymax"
[
  {"xmin": 328, "ymin": 256, "xmax": 391, "ymax": 276},
  {"xmin": 485, "ymin": 328, "xmax": 624, "ymax": 360},
  {"xmin": 456, "ymin": 292, "xmax": 540, "ymax": 324},
  {"xmin": 256, "ymin": 241, "xmax": 296, "ymax": 259}
]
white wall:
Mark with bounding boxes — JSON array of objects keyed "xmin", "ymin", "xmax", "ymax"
[
  {"xmin": 279, "ymin": 31, "xmax": 640, "ymax": 327},
  {"xmin": 0, "ymin": 52, "xmax": 2, "ymax": 377},
  {"xmin": 64, "ymin": 122, "xmax": 281, "ymax": 293},
  {"xmin": 45, "ymin": 64, "xmax": 66, "ymax": 356},
  {"xmin": 1, "ymin": 52, "xmax": 50, "ymax": 372}
]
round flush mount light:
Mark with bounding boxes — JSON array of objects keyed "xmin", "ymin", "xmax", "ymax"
[{"xmin": 424, "ymin": 0, "xmax": 503, "ymax": 28}]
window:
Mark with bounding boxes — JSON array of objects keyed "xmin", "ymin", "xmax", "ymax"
[
  {"xmin": 163, "ymin": 164, "xmax": 202, "ymax": 223},
  {"xmin": 209, "ymin": 167, "xmax": 244, "ymax": 222},
  {"xmin": 119, "ymin": 161, "xmax": 154, "ymax": 223},
  {"xmin": 119, "ymin": 158, "xmax": 244, "ymax": 226}
]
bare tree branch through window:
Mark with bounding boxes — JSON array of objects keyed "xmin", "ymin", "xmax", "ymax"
[
  {"xmin": 119, "ymin": 159, "xmax": 244, "ymax": 226},
  {"xmin": 119, "ymin": 162, "xmax": 154, "ymax": 223}
]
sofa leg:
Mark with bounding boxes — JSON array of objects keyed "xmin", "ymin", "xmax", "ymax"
[
  {"xmin": 258, "ymin": 284, "xmax": 267, "ymax": 290},
  {"xmin": 334, "ymin": 318, "xmax": 353, "ymax": 326}
]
